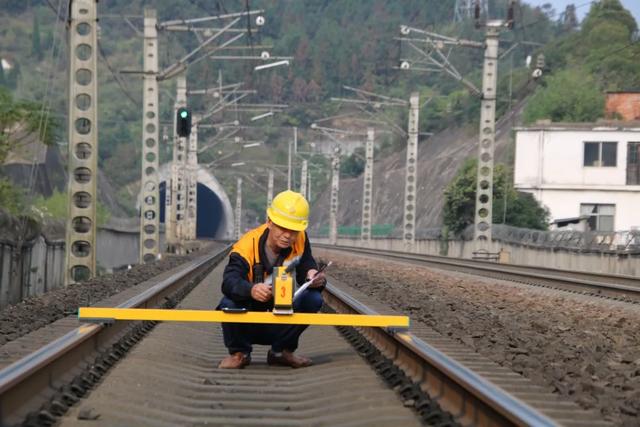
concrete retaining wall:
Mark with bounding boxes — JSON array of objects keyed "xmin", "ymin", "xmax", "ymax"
[
  {"xmin": 0, "ymin": 237, "xmax": 65, "ymax": 309},
  {"xmin": 0, "ymin": 226, "xmax": 158, "ymax": 310},
  {"xmin": 311, "ymin": 237, "xmax": 640, "ymax": 277}
]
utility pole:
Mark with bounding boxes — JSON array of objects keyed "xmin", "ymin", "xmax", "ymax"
[
  {"xmin": 300, "ymin": 159, "xmax": 308, "ymax": 198},
  {"xmin": 361, "ymin": 127, "xmax": 374, "ymax": 241},
  {"xmin": 307, "ymin": 168, "xmax": 311, "ymax": 203},
  {"xmin": 267, "ymin": 169, "xmax": 274, "ymax": 206},
  {"xmin": 329, "ymin": 147, "xmax": 341, "ymax": 245},
  {"xmin": 124, "ymin": 8, "xmax": 266, "ymax": 255},
  {"xmin": 327, "ymin": 87, "xmax": 417, "ymax": 245},
  {"xmin": 166, "ymin": 76, "xmax": 187, "ymax": 251},
  {"xmin": 139, "ymin": 7, "xmax": 160, "ymax": 264},
  {"xmin": 185, "ymin": 116, "xmax": 199, "ymax": 240},
  {"xmin": 398, "ymin": 4, "xmax": 514, "ymax": 248},
  {"xmin": 474, "ymin": 24, "xmax": 500, "ymax": 245},
  {"xmin": 287, "ymin": 138, "xmax": 292, "ymax": 190},
  {"xmin": 403, "ymin": 93, "xmax": 419, "ymax": 246},
  {"xmin": 234, "ymin": 177, "xmax": 242, "ymax": 240},
  {"xmin": 65, "ymin": 0, "xmax": 98, "ymax": 284}
]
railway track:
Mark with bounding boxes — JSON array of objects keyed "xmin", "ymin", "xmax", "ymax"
[
  {"xmin": 316, "ymin": 244, "xmax": 640, "ymax": 304},
  {"xmin": 0, "ymin": 243, "xmax": 612, "ymax": 426}
]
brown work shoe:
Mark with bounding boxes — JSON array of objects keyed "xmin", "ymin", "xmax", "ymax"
[
  {"xmin": 267, "ymin": 350, "xmax": 312, "ymax": 368},
  {"xmin": 218, "ymin": 352, "xmax": 251, "ymax": 369}
]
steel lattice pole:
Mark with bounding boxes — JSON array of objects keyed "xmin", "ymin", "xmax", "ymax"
[
  {"xmin": 166, "ymin": 76, "xmax": 187, "ymax": 251},
  {"xmin": 403, "ymin": 92, "xmax": 419, "ymax": 247},
  {"xmin": 361, "ymin": 127, "xmax": 374, "ymax": 241},
  {"xmin": 234, "ymin": 177, "xmax": 242, "ymax": 240},
  {"xmin": 329, "ymin": 147, "xmax": 341, "ymax": 245},
  {"xmin": 474, "ymin": 27, "xmax": 500, "ymax": 246},
  {"xmin": 267, "ymin": 169, "xmax": 274, "ymax": 206},
  {"xmin": 139, "ymin": 7, "xmax": 160, "ymax": 264},
  {"xmin": 65, "ymin": 0, "xmax": 98, "ymax": 284}
]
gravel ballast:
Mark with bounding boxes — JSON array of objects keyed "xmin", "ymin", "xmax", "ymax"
[
  {"xmin": 318, "ymin": 250, "xmax": 640, "ymax": 427},
  {"xmin": 0, "ymin": 254, "xmax": 196, "ymax": 346}
]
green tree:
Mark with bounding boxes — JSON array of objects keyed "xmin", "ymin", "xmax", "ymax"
[
  {"xmin": 581, "ymin": 0, "xmax": 637, "ymax": 37},
  {"xmin": 543, "ymin": 0, "xmax": 640, "ymax": 91},
  {"xmin": 494, "ymin": 192, "xmax": 549, "ymax": 230},
  {"xmin": 522, "ymin": 68, "xmax": 604, "ymax": 124},
  {"xmin": 31, "ymin": 13, "xmax": 42, "ymax": 60},
  {"xmin": 0, "ymin": 86, "xmax": 57, "ymax": 165},
  {"xmin": 0, "ymin": 178, "xmax": 24, "ymax": 215},
  {"xmin": 443, "ymin": 159, "xmax": 548, "ymax": 235},
  {"xmin": 340, "ymin": 147, "xmax": 365, "ymax": 178},
  {"xmin": 31, "ymin": 189, "xmax": 111, "ymax": 226}
]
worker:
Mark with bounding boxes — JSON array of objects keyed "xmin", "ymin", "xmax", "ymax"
[{"xmin": 217, "ymin": 190, "xmax": 326, "ymax": 369}]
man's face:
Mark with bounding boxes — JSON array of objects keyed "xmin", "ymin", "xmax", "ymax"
[{"xmin": 267, "ymin": 220, "xmax": 299, "ymax": 250}]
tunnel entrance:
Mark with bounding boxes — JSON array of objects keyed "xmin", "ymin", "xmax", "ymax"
[{"xmin": 159, "ymin": 182, "xmax": 224, "ymax": 239}]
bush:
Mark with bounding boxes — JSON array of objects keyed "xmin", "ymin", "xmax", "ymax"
[
  {"xmin": 31, "ymin": 189, "xmax": 111, "ymax": 226},
  {"xmin": 0, "ymin": 178, "xmax": 24, "ymax": 215},
  {"xmin": 443, "ymin": 159, "xmax": 549, "ymax": 235}
]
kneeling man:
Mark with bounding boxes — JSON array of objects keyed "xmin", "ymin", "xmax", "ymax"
[{"xmin": 217, "ymin": 190, "xmax": 326, "ymax": 369}]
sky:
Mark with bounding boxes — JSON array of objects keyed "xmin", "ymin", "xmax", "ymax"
[{"xmin": 522, "ymin": 0, "xmax": 640, "ymax": 25}]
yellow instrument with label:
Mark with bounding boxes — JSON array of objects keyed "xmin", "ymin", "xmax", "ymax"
[{"xmin": 272, "ymin": 266, "xmax": 294, "ymax": 315}]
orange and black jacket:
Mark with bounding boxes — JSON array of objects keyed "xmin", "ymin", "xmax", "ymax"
[{"xmin": 222, "ymin": 223, "xmax": 319, "ymax": 305}]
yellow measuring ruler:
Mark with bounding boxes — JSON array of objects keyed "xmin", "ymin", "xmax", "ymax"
[{"xmin": 78, "ymin": 307, "xmax": 409, "ymax": 328}]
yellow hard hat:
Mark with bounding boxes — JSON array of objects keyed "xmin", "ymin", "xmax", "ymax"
[{"xmin": 267, "ymin": 190, "xmax": 309, "ymax": 231}]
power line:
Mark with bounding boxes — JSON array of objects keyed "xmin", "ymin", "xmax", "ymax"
[
  {"xmin": 97, "ymin": 40, "xmax": 141, "ymax": 107},
  {"xmin": 19, "ymin": 0, "xmax": 67, "ymax": 239}
]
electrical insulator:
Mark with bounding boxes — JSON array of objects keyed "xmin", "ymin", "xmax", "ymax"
[
  {"xmin": 176, "ymin": 107, "xmax": 191, "ymax": 137},
  {"xmin": 400, "ymin": 61, "xmax": 410, "ymax": 69}
]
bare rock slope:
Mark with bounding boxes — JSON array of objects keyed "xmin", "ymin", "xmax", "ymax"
[{"xmin": 309, "ymin": 100, "xmax": 525, "ymax": 232}]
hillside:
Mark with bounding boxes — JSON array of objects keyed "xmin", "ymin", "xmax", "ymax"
[{"xmin": 1, "ymin": 1, "xmax": 638, "ymax": 231}]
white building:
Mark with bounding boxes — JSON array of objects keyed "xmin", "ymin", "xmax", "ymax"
[{"xmin": 514, "ymin": 122, "xmax": 640, "ymax": 232}]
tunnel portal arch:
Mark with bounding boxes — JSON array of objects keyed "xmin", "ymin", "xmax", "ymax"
[{"xmin": 155, "ymin": 165, "xmax": 234, "ymax": 239}]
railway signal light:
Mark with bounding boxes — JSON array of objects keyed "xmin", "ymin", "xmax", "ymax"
[{"xmin": 176, "ymin": 107, "xmax": 191, "ymax": 137}]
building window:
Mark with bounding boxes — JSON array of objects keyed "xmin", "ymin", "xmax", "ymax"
[
  {"xmin": 583, "ymin": 142, "xmax": 617, "ymax": 167},
  {"xmin": 627, "ymin": 142, "xmax": 640, "ymax": 185},
  {"xmin": 580, "ymin": 203, "xmax": 615, "ymax": 231}
]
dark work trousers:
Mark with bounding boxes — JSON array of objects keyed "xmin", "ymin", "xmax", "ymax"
[{"xmin": 217, "ymin": 289, "xmax": 323, "ymax": 355}]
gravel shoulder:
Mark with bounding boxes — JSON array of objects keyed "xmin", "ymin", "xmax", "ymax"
[
  {"xmin": 0, "ymin": 248, "xmax": 218, "ymax": 347},
  {"xmin": 317, "ymin": 249, "xmax": 640, "ymax": 427}
]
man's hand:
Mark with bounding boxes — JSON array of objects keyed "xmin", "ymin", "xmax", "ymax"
[
  {"xmin": 306, "ymin": 269, "xmax": 327, "ymax": 288},
  {"xmin": 251, "ymin": 283, "xmax": 273, "ymax": 302}
]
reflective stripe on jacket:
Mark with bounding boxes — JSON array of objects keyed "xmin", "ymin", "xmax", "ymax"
[
  {"xmin": 231, "ymin": 223, "xmax": 306, "ymax": 283},
  {"xmin": 221, "ymin": 223, "xmax": 317, "ymax": 303}
]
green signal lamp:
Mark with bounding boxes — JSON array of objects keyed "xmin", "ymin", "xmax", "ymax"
[{"xmin": 176, "ymin": 107, "xmax": 192, "ymax": 137}]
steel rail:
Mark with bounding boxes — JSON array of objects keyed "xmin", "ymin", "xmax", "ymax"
[
  {"xmin": 0, "ymin": 245, "xmax": 230, "ymax": 426},
  {"xmin": 324, "ymin": 283, "xmax": 558, "ymax": 427},
  {"xmin": 316, "ymin": 244, "xmax": 640, "ymax": 299},
  {"xmin": 0, "ymin": 241, "xmax": 596, "ymax": 426}
]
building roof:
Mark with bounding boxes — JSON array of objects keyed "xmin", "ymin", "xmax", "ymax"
[
  {"xmin": 515, "ymin": 120, "xmax": 640, "ymax": 132},
  {"xmin": 551, "ymin": 215, "xmax": 590, "ymax": 226}
]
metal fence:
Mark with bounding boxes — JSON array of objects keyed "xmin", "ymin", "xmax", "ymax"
[
  {"xmin": 312, "ymin": 223, "xmax": 640, "ymax": 254},
  {"xmin": 0, "ymin": 236, "xmax": 65, "ymax": 309},
  {"xmin": 463, "ymin": 224, "xmax": 640, "ymax": 253}
]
